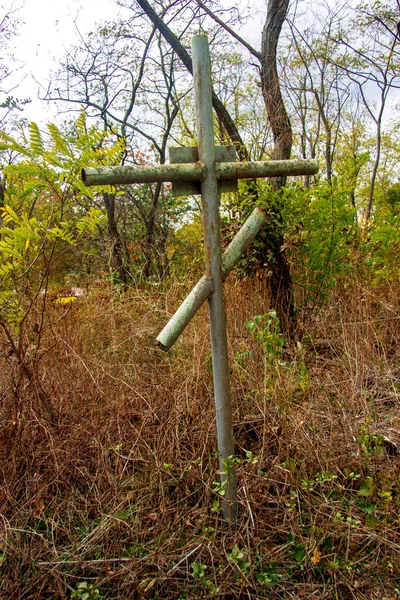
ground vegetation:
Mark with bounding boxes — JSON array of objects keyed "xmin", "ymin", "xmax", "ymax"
[{"xmin": 0, "ymin": 0, "xmax": 400, "ymax": 597}]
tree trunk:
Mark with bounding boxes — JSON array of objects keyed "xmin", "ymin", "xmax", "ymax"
[
  {"xmin": 143, "ymin": 182, "xmax": 162, "ymax": 279},
  {"xmin": 366, "ymin": 103, "xmax": 384, "ymax": 220},
  {"xmin": 103, "ymin": 192, "xmax": 129, "ymax": 287},
  {"xmin": 261, "ymin": 0, "xmax": 295, "ymax": 337}
]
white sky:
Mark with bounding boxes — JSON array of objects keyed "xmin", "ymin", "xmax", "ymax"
[
  {"xmin": 10, "ymin": 0, "xmax": 127, "ymax": 123},
  {"xmin": 7, "ymin": 0, "xmax": 399, "ymax": 127},
  {"xmin": 9, "ymin": 0, "xmax": 266, "ymax": 125}
]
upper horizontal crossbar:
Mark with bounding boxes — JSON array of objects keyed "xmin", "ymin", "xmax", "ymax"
[{"xmin": 82, "ymin": 158, "xmax": 318, "ymax": 187}]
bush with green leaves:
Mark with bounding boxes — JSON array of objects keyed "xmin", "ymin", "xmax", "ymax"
[
  {"xmin": 364, "ymin": 212, "xmax": 400, "ymax": 284},
  {"xmin": 0, "ymin": 114, "xmax": 125, "ymax": 331},
  {"xmin": 71, "ymin": 581, "xmax": 103, "ymax": 600},
  {"xmin": 282, "ymin": 181, "xmax": 358, "ymax": 305},
  {"xmin": 0, "ymin": 114, "xmax": 123, "ymax": 418}
]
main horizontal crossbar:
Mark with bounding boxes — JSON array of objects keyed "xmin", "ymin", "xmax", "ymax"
[{"xmin": 82, "ymin": 158, "xmax": 318, "ymax": 187}]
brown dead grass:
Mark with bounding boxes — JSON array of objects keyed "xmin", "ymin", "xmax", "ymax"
[{"xmin": 0, "ymin": 276, "xmax": 399, "ymax": 599}]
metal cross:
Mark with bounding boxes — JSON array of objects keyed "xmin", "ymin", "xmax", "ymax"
[{"xmin": 83, "ymin": 35, "xmax": 318, "ymax": 521}]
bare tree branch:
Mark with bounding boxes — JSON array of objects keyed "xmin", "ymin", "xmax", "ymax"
[
  {"xmin": 135, "ymin": 0, "xmax": 250, "ymax": 160},
  {"xmin": 195, "ymin": 0, "xmax": 261, "ymax": 61}
]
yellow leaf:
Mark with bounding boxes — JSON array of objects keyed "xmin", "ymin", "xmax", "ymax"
[
  {"xmin": 311, "ymin": 548, "xmax": 322, "ymax": 565},
  {"xmin": 138, "ymin": 578, "xmax": 157, "ymax": 592},
  {"xmin": 54, "ymin": 296, "xmax": 77, "ymax": 305}
]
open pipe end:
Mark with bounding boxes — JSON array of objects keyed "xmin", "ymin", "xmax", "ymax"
[
  {"xmin": 156, "ymin": 339, "xmax": 169, "ymax": 352},
  {"xmin": 81, "ymin": 168, "xmax": 88, "ymax": 185}
]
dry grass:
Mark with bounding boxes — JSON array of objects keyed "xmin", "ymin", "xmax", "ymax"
[{"xmin": 0, "ymin": 275, "xmax": 399, "ymax": 599}]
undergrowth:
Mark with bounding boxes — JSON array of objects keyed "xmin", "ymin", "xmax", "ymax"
[{"xmin": 0, "ymin": 276, "xmax": 399, "ymax": 599}]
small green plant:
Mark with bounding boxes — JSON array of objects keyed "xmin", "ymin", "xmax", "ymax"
[
  {"xmin": 246, "ymin": 311, "xmax": 285, "ymax": 363},
  {"xmin": 211, "ymin": 498, "xmax": 223, "ymax": 513},
  {"xmin": 226, "ymin": 544, "xmax": 251, "ymax": 572},
  {"xmin": 71, "ymin": 581, "xmax": 103, "ymax": 600},
  {"xmin": 301, "ymin": 478, "xmax": 316, "ymax": 491},
  {"xmin": 358, "ymin": 501, "xmax": 379, "ymax": 528},
  {"xmin": 286, "ymin": 490, "xmax": 299, "ymax": 511},
  {"xmin": 191, "ymin": 562, "xmax": 207, "ymax": 579},
  {"xmin": 221, "ymin": 455, "xmax": 236, "ymax": 472},
  {"xmin": 287, "ymin": 534, "xmax": 307, "ymax": 564},
  {"xmin": 211, "ymin": 455, "xmax": 237, "ymax": 502},
  {"xmin": 334, "ymin": 512, "xmax": 361, "ymax": 528},
  {"xmin": 212, "ymin": 479, "xmax": 227, "ymax": 497},
  {"xmin": 315, "ymin": 471, "xmax": 338, "ymax": 484},
  {"xmin": 235, "ymin": 349, "xmax": 252, "ymax": 369},
  {"xmin": 191, "ymin": 562, "xmax": 218, "ymax": 593},
  {"xmin": 359, "ymin": 420, "xmax": 384, "ymax": 457},
  {"xmin": 293, "ymin": 544, "xmax": 307, "ymax": 564},
  {"xmin": 301, "ymin": 471, "xmax": 337, "ymax": 491},
  {"xmin": 201, "ymin": 525, "xmax": 215, "ymax": 538},
  {"xmin": 235, "ymin": 450, "xmax": 258, "ymax": 465},
  {"xmin": 358, "ymin": 475, "xmax": 377, "ymax": 498},
  {"xmin": 254, "ymin": 561, "xmax": 283, "ymax": 586}
]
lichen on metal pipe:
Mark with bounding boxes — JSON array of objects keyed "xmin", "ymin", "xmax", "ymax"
[
  {"xmin": 216, "ymin": 158, "xmax": 318, "ymax": 180},
  {"xmin": 82, "ymin": 159, "xmax": 318, "ymax": 188},
  {"xmin": 82, "ymin": 162, "xmax": 206, "ymax": 186}
]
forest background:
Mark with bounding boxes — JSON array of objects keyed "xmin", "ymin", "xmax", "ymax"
[{"xmin": 0, "ymin": 0, "xmax": 400, "ymax": 598}]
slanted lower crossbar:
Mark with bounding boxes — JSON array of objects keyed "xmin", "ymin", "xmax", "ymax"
[{"xmin": 157, "ymin": 206, "xmax": 268, "ymax": 350}]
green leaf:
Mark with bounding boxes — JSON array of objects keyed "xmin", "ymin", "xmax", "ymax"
[
  {"xmin": 43, "ymin": 151, "xmax": 64, "ymax": 168},
  {"xmin": 29, "ymin": 122, "xmax": 44, "ymax": 156},
  {"xmin": 358, "ymin": 476, "xmax": 376, "ymax": 498},
  {"xmin": 77, "ymin": 582, "xmax": 88, "ymax": 589},
  {"xmin": 293, "ymin": 545, "xmax": 306, "ymax": 563},
  {"xmin": 1, "ymin": 205, "xmax": 19, "ymax": 223},
  {"xmin": 365, "ymin": 514, "xmax": 378, "ymax": 528},
  {"xmin": 47, "ymin": 123, "xmax": 72, "ymax": 156}
]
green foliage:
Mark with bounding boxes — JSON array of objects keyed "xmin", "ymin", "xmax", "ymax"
[
  {"xmin": 358, "ymin": 476, "xmax": 377, "ymax": 498},
  {"xmin": 246, "ymin": 311, "xmax": 285, "ymax": 362},
  {"xmin": 365, "ymin": 214, "xmax": 400, "ymax": 283},
  {"xmin": 226, "ymin": 179, "xmax": 360, "ymax": 308},
  {"xmin": 29, "ymin": 122, "xmax": 45, "ymax": 156},
  {"xmin": 191, "ymin": 561, "xmax": 218, "ymax": 593},
  {"xmin": 0, "ymin": 114, "xmax": 119, "ymax": 334},
  {"xmin": 384, "ymin": 183, "xmax": 400, "ymax": 215},
  {"xmin": 71, "ymin": 581, "xmax": 103, "ymax": 600},
  {"xmin": 358, "ymin": 420, "xmax": 384, "ymax": 457},
  {"xmin": 226, "ymin": 544, "xmax": 251, "ymax": 571},
  {"xmin": 168, "ymin": 215, "xmax": 204, "ymax": 277},
  {"xmin": 191, "ymin": 561, "xmax": 208, "ymax": 579},
  {"xmin": 283, "ymin": 181, "xmax": 358, "ymax": 303}
]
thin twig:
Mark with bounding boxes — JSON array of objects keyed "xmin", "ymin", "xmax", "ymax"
[{"xmin": 166, "ymin": 543, "xmax": 202, "ymax": 575}]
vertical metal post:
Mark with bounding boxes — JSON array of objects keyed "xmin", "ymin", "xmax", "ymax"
[{"xmin": 192, "ymin": 35, "xmax": 237, "ymax": 521}]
